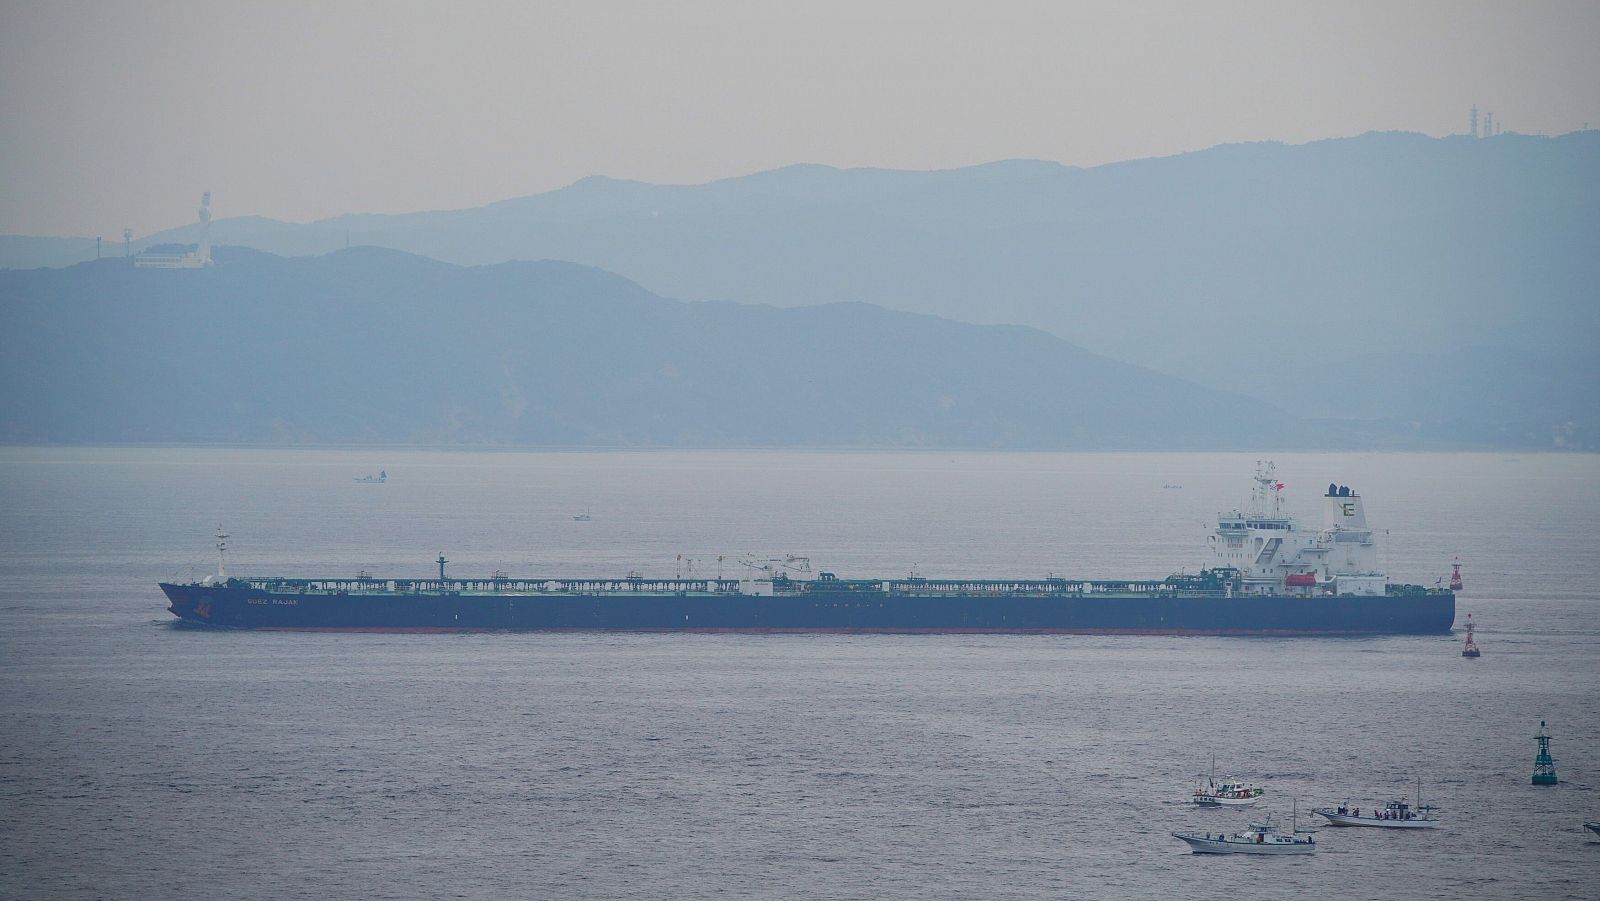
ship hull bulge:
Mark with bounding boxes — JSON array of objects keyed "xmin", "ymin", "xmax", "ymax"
[{"xmin": 160, "ymin": 583, "xmax": 1455, "ymax": 634}]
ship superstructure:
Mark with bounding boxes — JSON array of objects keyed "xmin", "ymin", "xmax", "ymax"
[
  {"xmin": 1208, "ymin": 463, "xmax": 1385, "ymax": 597},
  {"xmin": 158, "ymin": 464, "xmax": 1455, "ymax": 634}
]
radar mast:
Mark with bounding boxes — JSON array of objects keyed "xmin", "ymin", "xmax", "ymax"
[{"xmin": 215, "ymin": 525, "xmax": 229, "ymax": 580}]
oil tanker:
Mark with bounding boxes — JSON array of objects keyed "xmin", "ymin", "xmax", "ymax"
[{"xmin": 159, "ymin": 464, "xmax": 1455, "ymax": 634}]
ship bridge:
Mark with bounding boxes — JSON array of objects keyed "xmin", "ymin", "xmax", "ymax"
[{"xmin": 1207, "ymin": 463, "xmax": 1386, "ymax": 597}]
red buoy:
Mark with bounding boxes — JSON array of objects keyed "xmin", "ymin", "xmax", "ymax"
[
  {"xmin": 1461, "ymin": 613, "xmax": 1481, "ymax": 658},
  {"xmin": 1449, "ymin": 559, "xmax": 1464, "ymax": 592}
]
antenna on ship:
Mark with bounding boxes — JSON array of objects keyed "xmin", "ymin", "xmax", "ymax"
[
  {"xmin": 1251, "ymin": 461, "xmax": 1284, "ymax": 516},
  {"xmin": 215, "ymin": 525, "xmax": 230, "ymax": 580},
  {"xmin": 437, "ymin": 553, "xmax": 448, "ymax": 581}
]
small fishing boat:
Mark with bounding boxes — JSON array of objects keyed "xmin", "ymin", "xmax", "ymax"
[
  {"xmin": 1189, "ymin": 758, "xmax": 1265, "ymax": 807},
  {"xmin": 572, "ymin": 511, "xmax": 592, "ymax": 522},
  {"xmin": 1173, "ymin": 803, "xmax": 1316, "ymax": 855},
  {"xmin": 355, "ymin": 470, "xmax": 387, "ymax": 483},
  {"xmin": 1313, "ymin": 778, "xmax": 1440, "ymax": 829}
]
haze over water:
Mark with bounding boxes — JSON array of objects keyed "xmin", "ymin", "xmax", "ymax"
[{"xmin": 2, "ymin": 448, "xmax": 1597, "ymax": 898}]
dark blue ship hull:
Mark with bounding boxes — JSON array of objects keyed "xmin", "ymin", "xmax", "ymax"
[{"xmin": 159, "ymin": 582, "xmax": 1455, "ymax": 635}]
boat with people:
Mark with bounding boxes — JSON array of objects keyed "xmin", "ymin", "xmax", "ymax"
[
  {"xmin": 1313, "ymin": 779, "xmax": 1440, "ymax": 829},
  {"xmin": 1173, "ymin": 805, "xmax": 1316, "ymax": 855},
  {"xmin": 1189, "ymin": 758, "xmax": 1265, "ymax": 807}
]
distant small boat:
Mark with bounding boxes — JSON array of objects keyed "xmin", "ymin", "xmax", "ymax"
[
  {"xmin": 355, "ymin": 470, "xmax": 387, "ymax": 483},
  {"xmin": 1192, "ymin": 776, "xmax": 1264, "ymax": 807},
  {"xmin": 1162, "ymin": 483, "xmax": 1183, "ymax": 489},
  {"xmin": 1189, "ymin": 758, "xmax": 1264, "ymax": 807},
  {"xmin": 1173, "ymin": 805, "xmax": 1315, "ymax": 855},
  {"xmin": 1314, "ymin": 778, "xmax": 1440, "ymax": 829},
  {"xmin": 572, "ymin": 511, "xmax": 592, "ymax": 522}
]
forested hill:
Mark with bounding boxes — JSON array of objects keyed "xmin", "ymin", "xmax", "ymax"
[{"xmin": 0, "ymin": 247, "xmax": 1297, "ymax": 448}]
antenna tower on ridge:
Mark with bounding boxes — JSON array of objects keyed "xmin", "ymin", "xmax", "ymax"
[{"xmin": 197, "ymin": 191, "xmax": 213, "ymax": 266}]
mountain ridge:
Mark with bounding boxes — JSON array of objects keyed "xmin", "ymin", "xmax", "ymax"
[
  {"xmin": 6, "ymin": 130, "xmax": 1594, "ymax": 445},
  {"xmin": 12, "ymin": 129, "xmax": 1572, "ymax": 257},
  {"xmin": 1, "ymin": 246, "xmax": 1311, "ymax": 449}
]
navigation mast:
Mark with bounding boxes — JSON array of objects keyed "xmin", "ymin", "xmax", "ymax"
[
  {"xmin": 1251, "ymin": 461, "xmax": 1285, "ymax": 517},
  {"xmin": 215, "ymin": 525, "xmax": 229, "ymax": 580}
]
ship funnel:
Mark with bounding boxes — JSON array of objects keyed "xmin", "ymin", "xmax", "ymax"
[{"xmin": 1322, "ymin": 485, "xmax": 1369, "ymax": 531}]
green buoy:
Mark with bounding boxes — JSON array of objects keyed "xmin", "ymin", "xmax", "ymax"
[{"xmin": 1532, "ymin": 720, "xmax": 1558, "ymax": 785}]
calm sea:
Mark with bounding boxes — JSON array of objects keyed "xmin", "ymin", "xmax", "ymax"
[{"xmin": 1, "ymin": 448, "xmax": 1597, "ymax": 899}]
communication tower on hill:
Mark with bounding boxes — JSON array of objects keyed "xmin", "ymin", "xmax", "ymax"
[{"xmin": 197, "ymin": 191, "xmax": 212, "ymax": 263}]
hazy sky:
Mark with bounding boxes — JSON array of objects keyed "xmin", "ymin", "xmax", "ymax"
[{"xmin": 3, "ymin": 0, "xmax": 1598, "ymax": 237}]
